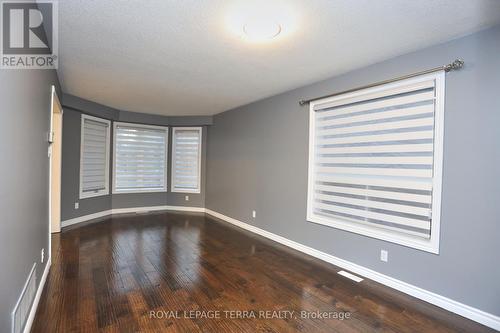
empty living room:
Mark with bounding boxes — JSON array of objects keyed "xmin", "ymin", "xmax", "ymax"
[{"xmin": 1, "ymin": 0, "xmax": 500, "ymax": 332}]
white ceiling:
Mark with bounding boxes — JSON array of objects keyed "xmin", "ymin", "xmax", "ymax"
[{"xmin": 58, "ymin": 0, "xmax": 500, "ymax": 116}]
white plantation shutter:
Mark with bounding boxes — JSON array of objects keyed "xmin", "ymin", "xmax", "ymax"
[
  {"xmin": 113, "ymin": 123, "xmax": 168, "ymax": 193},
  {"xmin": 308, "ymin": 72, "xmax": 444, "ymax": 252},
  {"xmin": 171, "ymin": 127, "xmax": 202, "ymax": 193},
  {"xmin": 80, "ymin": 115, "xmax": 110, "ymax": 198}
]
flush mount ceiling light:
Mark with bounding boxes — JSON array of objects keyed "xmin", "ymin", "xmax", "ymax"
[
  {"xmin": 225, "ymin": 0, "xmax": 298, "ymax": 43},
  {"xmin": 243, "ymin": 18, "xmax": 282, "ymax": 41}
]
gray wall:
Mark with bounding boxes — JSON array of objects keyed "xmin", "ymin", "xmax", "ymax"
[
  {"xmin": 206, "ymin": 25, "xmax": 500, "ymax": 315},
  {"xmin": 0, "ymin": 69, "xmax": 60, "ymax": 332},
  {"xmin": 60, "ymin": 97, "xmax": 210, "ymax": 221}
]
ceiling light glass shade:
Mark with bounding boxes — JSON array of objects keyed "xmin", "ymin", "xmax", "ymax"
[
  {"xmin": 224, "ymin": 0, "xmax": 298, "ymax": 43},
  {"xmin": 243, "ymin": 18, "xmax": 281, "ymax": 41}
]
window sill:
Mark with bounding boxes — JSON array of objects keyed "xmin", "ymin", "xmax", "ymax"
[
  {"xmin": 112, "ymin": 189, "xmax": 168, "ymax": 195},
  {"xmin": 307, "ymin": 213, "xmax": 439, "ymax": 254},
  {"xmin": 170, "ymin": 188, "xmax": 201, "ymax": 194},
  {"xmin": 79, "ymin": 190, "xmax": 109, "ymax": 199}
]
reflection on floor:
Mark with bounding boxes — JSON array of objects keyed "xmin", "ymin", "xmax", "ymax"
[{"xmin": 32, "ymin": 212, "xmax": 494, "ymax": 332}]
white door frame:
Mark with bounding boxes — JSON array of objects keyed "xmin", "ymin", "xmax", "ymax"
[{"xmin": 48, "ymin": 85, "xmax": 63, "ymax": 258}]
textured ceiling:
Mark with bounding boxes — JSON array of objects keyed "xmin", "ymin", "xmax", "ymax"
[{"xmin": 58, "ymin": 0, "xmax": 500, "ymax": 116}]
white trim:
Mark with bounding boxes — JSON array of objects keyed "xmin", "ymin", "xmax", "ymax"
[
  {"xmin": 113, "ymin": 188, "xmax": 169, "ymax": 194},
  {"xmin": 205, "ymin": 209, "xmax": 500, "ymax": 331},
  {"xmin": 61, "ymin": 209, "xmax": 113, "ymax": 228},
  {"xmin": 113, "ymin": 205, "xmax": 206, "ymax": 215},
  {"xmin": 306, "ymin": 72, "xmax": 444, "ymax": 254},
  {"xmin": 171, "ymin": 127, "xmax": 203, "ymax": 194},
  {"xmin": 113, "ymin": 122, "xmax": 169, "ymax": 194},
  {"xmin": 60, "ymin": 205, "xmax": 206, "ymax": 228},
  {"xmin": 48, "ymin": 85, "xmax": 59, "ymax": 258},
  {"xmin": 429, "ymin": 71, "xmax": 445, "ymax": 254},
  {"xmin": 337, "ymin": 270, "xmax": 364, "ymax": 283},
  {"xmin": 79, "ymin": 114, "xmax": 111, "ymax": 199},
  {"xmin": 22, "ymin": 258, "xmax": 51, "ymax": 333}
]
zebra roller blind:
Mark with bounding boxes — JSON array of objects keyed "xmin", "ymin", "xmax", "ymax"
[
  {"xmin": 80, "ymin": 115, "xmax": 110, "ymax": 198},
  {"xmin": 113, "ymin": 123, "xmax": 168, "ymax": 193},
  {"xmin": 171, "ymin": 127, "xmax": 202, "ymax": 193},
  {"xmin": 307, "ymin": 72, "xmax": 444, "ymax": 253}
]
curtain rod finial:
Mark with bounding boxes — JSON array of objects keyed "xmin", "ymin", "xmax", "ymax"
[
  {"xmin": 299, "ymin": 99, "xmax": 307, "ymax": 106},
  {"xmin": 444, "ymin": 59, "xmax": 464, "ymax": 72}
]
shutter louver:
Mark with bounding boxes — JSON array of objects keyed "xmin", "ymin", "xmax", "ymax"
[
  {"xmin": 172, "ymin": 128, "xmax": 202, "ymax": 193},
  {"xmin": 310, "ymin": 77, "xmax": 440, "ymax": 240},
  {"xmin": 114, "ymin": 124, "xmax": 168, "ymax": 192},
  {"xmin": 80, "ymin": 116, "xmax": 110, "ymax": 198}
]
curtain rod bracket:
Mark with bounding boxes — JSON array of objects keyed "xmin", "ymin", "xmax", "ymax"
[{"xmin": 299, "ymin": 58, "xmax": 465, "ymax": 106}]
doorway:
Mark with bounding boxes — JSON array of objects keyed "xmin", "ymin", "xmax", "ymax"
[{"xmin": 49, "ymin": 86, "xmax": 63, "ymax": 233}]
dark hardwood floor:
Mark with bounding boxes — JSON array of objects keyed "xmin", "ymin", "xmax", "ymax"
[{"xmin": 32, "ymin": 212, "xmax": 493, "ymax": 332}]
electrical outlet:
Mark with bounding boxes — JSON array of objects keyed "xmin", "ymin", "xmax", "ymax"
[
  {"xmin": 252, "ymin": 210, "xmax": 256, "ymax": 218},
  {"xmin": 41, "ymin": 248, "xmax": 45, "ymax": 263},
  {"xmin": 380, "ymin": 250, "xmax": 388, "ymax": 262},
  {"xmin": 74, "ymin": 202, "xmax": 79, "ymax": 209},
  {"xmin": 185, "ymin": 195, "xmax": 189, "ymax": 201}
]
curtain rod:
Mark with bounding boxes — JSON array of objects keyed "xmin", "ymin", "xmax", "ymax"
[{"xmin": 298, "ymin": 59, "xmax": 464, "ymax": 106}]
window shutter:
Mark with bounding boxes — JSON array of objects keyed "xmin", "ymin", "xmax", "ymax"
[
  {"xmin": 114, "ymin": 123, "xmax": 168, "ymax": 192},
  {"xmin": 171, "ymin": 127, "xmax": 202, "ymax": 193},
  {"xmin": 309, "ymin": 73, "xmax": 444, "ymax": 244},
  {"xmin": 80, "ymin": 115, "xmax": 110, "ymax": 198}
]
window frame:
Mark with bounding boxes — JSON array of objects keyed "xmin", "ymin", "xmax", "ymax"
[
  {"xmin": 306, "ymin": 72, "xmax": 445, "ymax": 254},
  {"xmin": 79, "ymin": 114, "xmax": 111, "ymax": 199},
  {"xmin": 170, "ymin": 127, "xmax": 203, "ymax": 194},
  {"xmin": 112, "ymin": 122, "xmax": 169, "ymax": 194}
]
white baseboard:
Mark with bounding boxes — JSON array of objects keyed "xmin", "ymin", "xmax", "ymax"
[
  {"xmin": 61, "ymin": 205, "xmax": 206, "ymax": 228},
  {"xmin": 61, "ymin": 209, "xmax": 113, "ymax": 228},
  {"xmin": 205, "ymin": 209, "xmax": 500, "ymax": 331},
  {"xmin": 113, "ymin": 205, "xmax": 206, "ymax": 215},
  {"xmin": 23, "ymin": 258, "xmax": 51, "ymax": 333}
]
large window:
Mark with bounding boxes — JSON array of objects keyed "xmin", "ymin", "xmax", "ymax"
[
  {"xmin": 171, "ymin": 127, "xmax": 202, "ymax": 193},
  {"xmin": 80, "ymin": 115, "xmax": 111, "ymax": 199},
  {"xmin": 307, "ymin": 72, "xmax": 444, "ymax": 253},
  {"xmin": 113, "ymin": 123, "xmax": 168, "ymax": 193}
]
